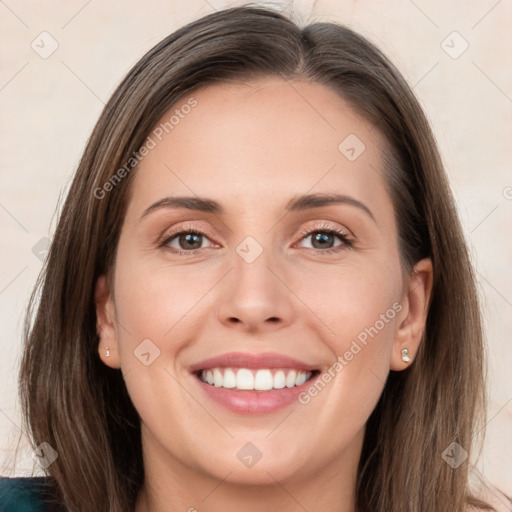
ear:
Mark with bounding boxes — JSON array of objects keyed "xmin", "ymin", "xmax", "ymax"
[
  {"xmin": 390, "ymin": 258, "xmax": 433, "ymax": 370},
  {"xmin": 95, "ymin": 274, "xmax": 121, "ymax": 369}
]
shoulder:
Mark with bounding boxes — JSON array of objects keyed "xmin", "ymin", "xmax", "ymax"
[{"xmin": 0, "ymin": 477, "xmax": 52, "ymax": 512}]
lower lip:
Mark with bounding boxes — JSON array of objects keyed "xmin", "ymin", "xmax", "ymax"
[{"xmin": 192, "ymin": 372, "xmax": 320, "ymax": 414}]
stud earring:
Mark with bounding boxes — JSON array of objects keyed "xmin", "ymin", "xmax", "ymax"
[
  {"xmin": 401, "ymin": 348, "xmax": 410, "ymax": 363},
  {"xmin": 105, "ymin": 347, "xmax": 110, "ymax": 358}
]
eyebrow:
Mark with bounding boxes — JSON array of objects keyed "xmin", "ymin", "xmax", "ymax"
[{"xmin": 140, "ymin": 193, "xmax": 375, "ymax": 222}]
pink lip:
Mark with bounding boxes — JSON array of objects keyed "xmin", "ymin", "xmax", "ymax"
[
  {"xmin": 192, "ymin": 371, "xmax": 320, "ymax": 415},
  {"xmin": 189, "ymin": 351, "xmax": 318, "ymax": 373},
  {"xmin": 189, "ymin": 351, "xmax": 320, "ymax": 415}
]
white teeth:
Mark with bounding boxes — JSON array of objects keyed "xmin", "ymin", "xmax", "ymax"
[
  {"xmin": 273, "ymin": 370, "xmax": 286, "ymax": 389},
  {"xmin": 222, "ymin": 368, "xmax": 236, "ymax": 388},
  {"xmin": 254, "ymin": 369, "xmax": 273, "ymax": 390},
  {"xmin": 295, "ymin": 372, "xmax": 307, "ymax": 386},
  {"xmin": 199, "ymin": 367, "xmax": 313, "ymax": 390},
  {"xmin": 286, "ymin": 370, "xmax": 297, "ymax": 388},
  {"xmin": 213, "ymin": 368, "xmax": 223, "ymax": 387},
  {"xmin": 236, "ymin": 369, "xmax": 254, "ymax": 390}
]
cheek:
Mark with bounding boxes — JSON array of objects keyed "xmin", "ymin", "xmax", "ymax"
[
  {"xmin": 294, "ymin": 260, "xmax": 402, "ymax": 397},
  {"xmin": 113, "ymin": 260, "xmax": 215, "ymax": 353},
  {"xmin": 109, "ymin": 261, "xmax": 205, "ymax": 434},
  {"xmin": 296, "ymin": 259, "xmax": 402, "ymax": 346}
]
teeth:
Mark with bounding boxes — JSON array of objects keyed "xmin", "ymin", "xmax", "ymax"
[
  {"xmin": 237, "ymin": 368, "xmax": 254, "ymax": 390},
  {"xmin": 295, "ymin": 371, "xmax": 307, "ymax": 386},
  {"xmin": 199, "ymin": 368, "xmax": 313, "ymax": 390},
  {"xmin": 273, "ymin": 370, "xmax": 286, "ymax": 389},
  {"xmin": 254, "ymin": 369, "xmax": 273, "ymax": 390},
  {"xmin": 222, "ymin": 369, "xmax": 236, "ymax": 388},
  {"xmin": 213, "ymin": 368, "xmax": 223, "ymax": 387},
  {"xmin": 286, "ymin": 370, "xmax": 297, "ymax": 388}
]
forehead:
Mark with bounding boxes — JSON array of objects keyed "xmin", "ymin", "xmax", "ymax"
[{"xmin": 129, "ymin": 78, "xmax": 391, "ymax": 217}]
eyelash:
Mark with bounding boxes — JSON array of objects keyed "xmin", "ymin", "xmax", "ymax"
[
  {"xmin": 158, "ymin": 223, "xmax": 353, "ymax": 256},
  {"xmin": 297, "ymin": 223, "xmax": 353, "ymax": 254}
]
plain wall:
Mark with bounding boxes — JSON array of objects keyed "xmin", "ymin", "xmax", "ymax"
[{"xmin": 1, "ymin": 0, "xmax": 510, "ymax": 497}]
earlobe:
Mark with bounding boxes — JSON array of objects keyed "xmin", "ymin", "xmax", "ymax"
[
  {"xmin": 95, "ymin": 275, "xmax": 121, "ymax": 369},
  {"xmin": 390, "ymin": 258, "xmax": 433, "ymax": 371}
]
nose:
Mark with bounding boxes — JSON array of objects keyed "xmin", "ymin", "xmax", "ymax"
[{"xmin": 216, "ymin": 246, "xmax": 296, "ymax": 334}]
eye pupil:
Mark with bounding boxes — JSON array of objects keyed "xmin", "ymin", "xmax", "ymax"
[
  {"xmin": 312, "ymin": 232, "xmax": 333, "ymax": 249},
  {"xmin": 180, "ymin": 233, "xmax": 202, "ymax": 250}
]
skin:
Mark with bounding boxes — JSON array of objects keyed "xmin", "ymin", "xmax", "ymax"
[{"xmin": 95, "ymin": 78, "xmax": 433, "ymax": 512}]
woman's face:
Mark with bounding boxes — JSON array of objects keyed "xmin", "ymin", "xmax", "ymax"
[{"xmin": 96, "ymin": 78, "xmax": 431, "ymax": 490}]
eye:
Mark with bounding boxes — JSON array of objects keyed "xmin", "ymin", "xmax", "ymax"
[
  {"xmin": 158, "ymin": 223, "xmax": 353, "ymax": 256},
  {"xmin": 159, "ymin": 227, "xmax": 217, "ymax": 254},
  {"xmin": 296, "ymin": 224, "xmax": 353, "ymax": 253}
]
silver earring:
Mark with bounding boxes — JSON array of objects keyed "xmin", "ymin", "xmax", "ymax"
[
  {"xmin": 105, "ymin": 347, "xmax": 110, "ymax": 358},
  {"xmin": 401, "ymin": 348, "xmax": 410, "ymax": 363}
]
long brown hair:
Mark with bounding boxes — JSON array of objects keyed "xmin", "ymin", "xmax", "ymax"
[{"xmin": 18, "ymin": 5, "xmax": 495, "ymax": 511}]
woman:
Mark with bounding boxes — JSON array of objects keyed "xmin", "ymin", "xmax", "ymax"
[{"xmin": 1, "ymin": 5, "xmax": 509, "ymax": 512}]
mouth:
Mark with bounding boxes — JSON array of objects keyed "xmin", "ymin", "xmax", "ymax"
[
  {"xmin": 194, "ymin": 367, "xmax": 321, "ymax": 391},
  {"xmin": 189, "ymin": 351, "xmax": 322, "ymax": 414}
]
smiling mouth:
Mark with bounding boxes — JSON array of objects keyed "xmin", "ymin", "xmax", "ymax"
[{"xmin": 195, "ymin": 367, "xmax": 320, "ymax": 391}]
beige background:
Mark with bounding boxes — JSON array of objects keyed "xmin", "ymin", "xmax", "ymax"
[{"xmin": 1, "ymin": 0, "xmax": 511, "ymax": 498}]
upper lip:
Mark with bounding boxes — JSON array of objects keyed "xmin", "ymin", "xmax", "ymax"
[{"xmin": 189, "ymin": 351, "xmax": 319, "ymax": 373}]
